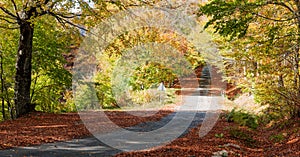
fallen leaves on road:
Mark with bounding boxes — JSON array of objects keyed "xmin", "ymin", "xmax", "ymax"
[
  {"xmin": 115, "ymin": 115, "xmax": 300, "ymax": 157},
  {"xmin": 0, "ymin": 110, "xmax": 172, "ymax": 149},
  {"xmin": 0, "ymin": 110, "xmax": 299, "ymax": 156}
]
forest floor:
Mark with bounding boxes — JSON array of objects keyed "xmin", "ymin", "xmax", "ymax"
[{"xmin": 0, "ymin": 107, "xmax": 299, "ymax": 156}]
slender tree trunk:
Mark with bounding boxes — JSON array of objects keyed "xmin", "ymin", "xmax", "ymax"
[
  {"xmin": 278, "ymin": 75, "xmax": 284, "ymax": 87},
  {"xmin": 295, "ymin": 51, "xmax": 300, "ymax": 89},
  {"xmin": 277, "ymin": 61, "xmax": 284, "ymax": 87},
  {"xmin": 296, "ymin": 1, "xmax": 300, "ymax": 98},
  {"xmin": 0, "ymin": 51, "xmax": 5, "ymax": 120},
  {"xmin": 14, "ymin": 21, "xmax": 34, "ymax": 118},
  {"xmin": 295, "ymin": 0, "xmax": 300, "ymax": 117}
]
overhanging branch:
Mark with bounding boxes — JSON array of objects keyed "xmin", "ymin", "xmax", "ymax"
[
  {"xmin": 265, "ymin": 1, "xmax": 295, "ymax": 14},
  {"xmin": 10, "ymin": 0, "xmax": 20, "ymax": 19},
  {"xmin": 0, "ymin": 17, "xmax": 18, "ymax": 24},
  {"xmin": 48, "ymin": 11, "xmax": 88, "ymax": 32},
  {"xmin": 254, "ymin": 12, "xmax": 297, "ymax": 22},
  {"xmin": 0, "ymin": 6, "xmax": 17, "ymax": 19}
]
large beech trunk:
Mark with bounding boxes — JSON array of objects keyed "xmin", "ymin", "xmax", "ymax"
[{"xmin": 14, "ymin": 21, "xmax": 34, "ymax": 118}]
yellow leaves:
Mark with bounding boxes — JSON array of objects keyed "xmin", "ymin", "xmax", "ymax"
[{"xmin": 0, "ymin": 1, "xmax": 5, "ymax": 8}]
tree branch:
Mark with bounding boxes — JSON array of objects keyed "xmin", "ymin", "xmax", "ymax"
[
  {"xmin": 254, "ymin": 12, "xmax": 297, "ymax": 22},
  {"xmin": 265, "ymin": 1, "xmax": 295, "ymax": 14},
  {"xmin": 0, "ymin": 14, "xmax": 16, "ymax": 20},
  {"xmin": 54, "ymin": 12, "xmax": 82, "ymax": 19},
  {"xmin": 0, "ymin": 6, "xmax": 17, "ymax": 18},
  {"xmin": 44, "ymin": 0, "xmax": 51, "ymax": 5},
  {"xmin": 49, "ymin": 11, "xmax": 88, "ymax": 32},
  {"xmin": 0, "ymin": 17, "xmax": 18, "ymax": 24},
  {"xmin": 10, "ymin": 0, "xmax": 20, "ymax": 19}
]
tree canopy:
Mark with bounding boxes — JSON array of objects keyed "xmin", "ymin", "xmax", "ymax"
[
  {"xmin": 0, "ymin": 0, "xmax": 133, "ymax": 117},
  {"xmin": 199, "ymin": 0, "xmax": 300, "ymax": 118}
]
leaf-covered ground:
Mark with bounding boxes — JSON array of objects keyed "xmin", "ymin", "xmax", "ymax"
[
  {"xmin": 0, "ymin": 110, "xmax": 172, "ymax": 149},
  {"xmin": 0, "ymin": 110, "xmax": 299, "ymax": 156},
  {"xmin": 116, "ymin": 115, "xmax": 300, "ymax": 157}
]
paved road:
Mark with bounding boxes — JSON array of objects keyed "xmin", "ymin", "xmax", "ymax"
[
  {"xmin": 0, "ymin": 94, "xmax": 224, "ymax": 157},
  {"xmin": 0, "ymin": 113, "xmax": 205, "ymax": 157}
]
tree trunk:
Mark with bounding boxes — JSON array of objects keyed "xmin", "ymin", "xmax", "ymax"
[
  {"xmin": 0, "ymin": 50, "xmax": 5, "ymax": 120},
  {"xmin": 278, "ymin": 75, "xmax": 284, "ymax": 88},
  {"xmin": 296, "ymin": 1, "xmax": 300, "ymax": 99},
  {"xmin": 14, "ymin": 21, "xmax": 34, "ymax": 118}
]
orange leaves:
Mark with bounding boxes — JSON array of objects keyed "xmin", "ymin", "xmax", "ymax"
[{"xmin": 0, "ymin": 110, "xmax": 173, "ymax": 149}]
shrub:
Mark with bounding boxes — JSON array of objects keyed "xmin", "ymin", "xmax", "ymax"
[
  {"xmin": 226, "ymin": 109, "xmax": 259, "ymax": 129},
  {"xmin": 127, "ymin": 88, "xmax": 176, "ymax": 108},
  {"xmin": 260, "ymin": 104, "xmax": 297, "ymax": 126}
]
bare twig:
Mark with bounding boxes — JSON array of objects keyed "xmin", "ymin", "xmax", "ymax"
[
  {"xmin": 0, "ymin": 6, "xmax": 17, "ymax": 18},
  {"xmin": 55, "ymin": 12, "xmax": 82, "ymax": 19},
  {"xmin": 49, "ymin": 11, "xmax": 88, "ymax": 31},
  {"xmin": 10, "ymin": 0, "xmax": 20, "ymax": 19}
]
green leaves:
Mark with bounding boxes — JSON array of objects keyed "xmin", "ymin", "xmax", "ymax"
[
  {"xmin": 0, "ymin": 26, "xmax": 18, "ymax": 119},
  {"xmin": 199, "ymin": 0, "xmax": 256, "ymax": 39},
  {"xmin": 30, "ymin": 16, "xmax": 75, "ymax": 112},
  {"xmin": 200, "ymin": 0, "xmax": 300, "ymax": 119},
  {"xmin": 129, "ymin": 62, "xmax": 177, "ymax": 91},
  {"xmin": 227, "ymin": 108, "xmax": 259, "ymax": 129}
]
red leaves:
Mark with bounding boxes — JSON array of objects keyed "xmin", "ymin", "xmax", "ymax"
[
  {"xmin": 0, "ymin": 111, "xmax": 299, "ymax": 156},
  {"xmin": 0, "ymin": 110, "xmax": 172, "ymax": 150},
  {"xmin": 116, "ymin": 117, "xmax": 300, "ymax": 157}
]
